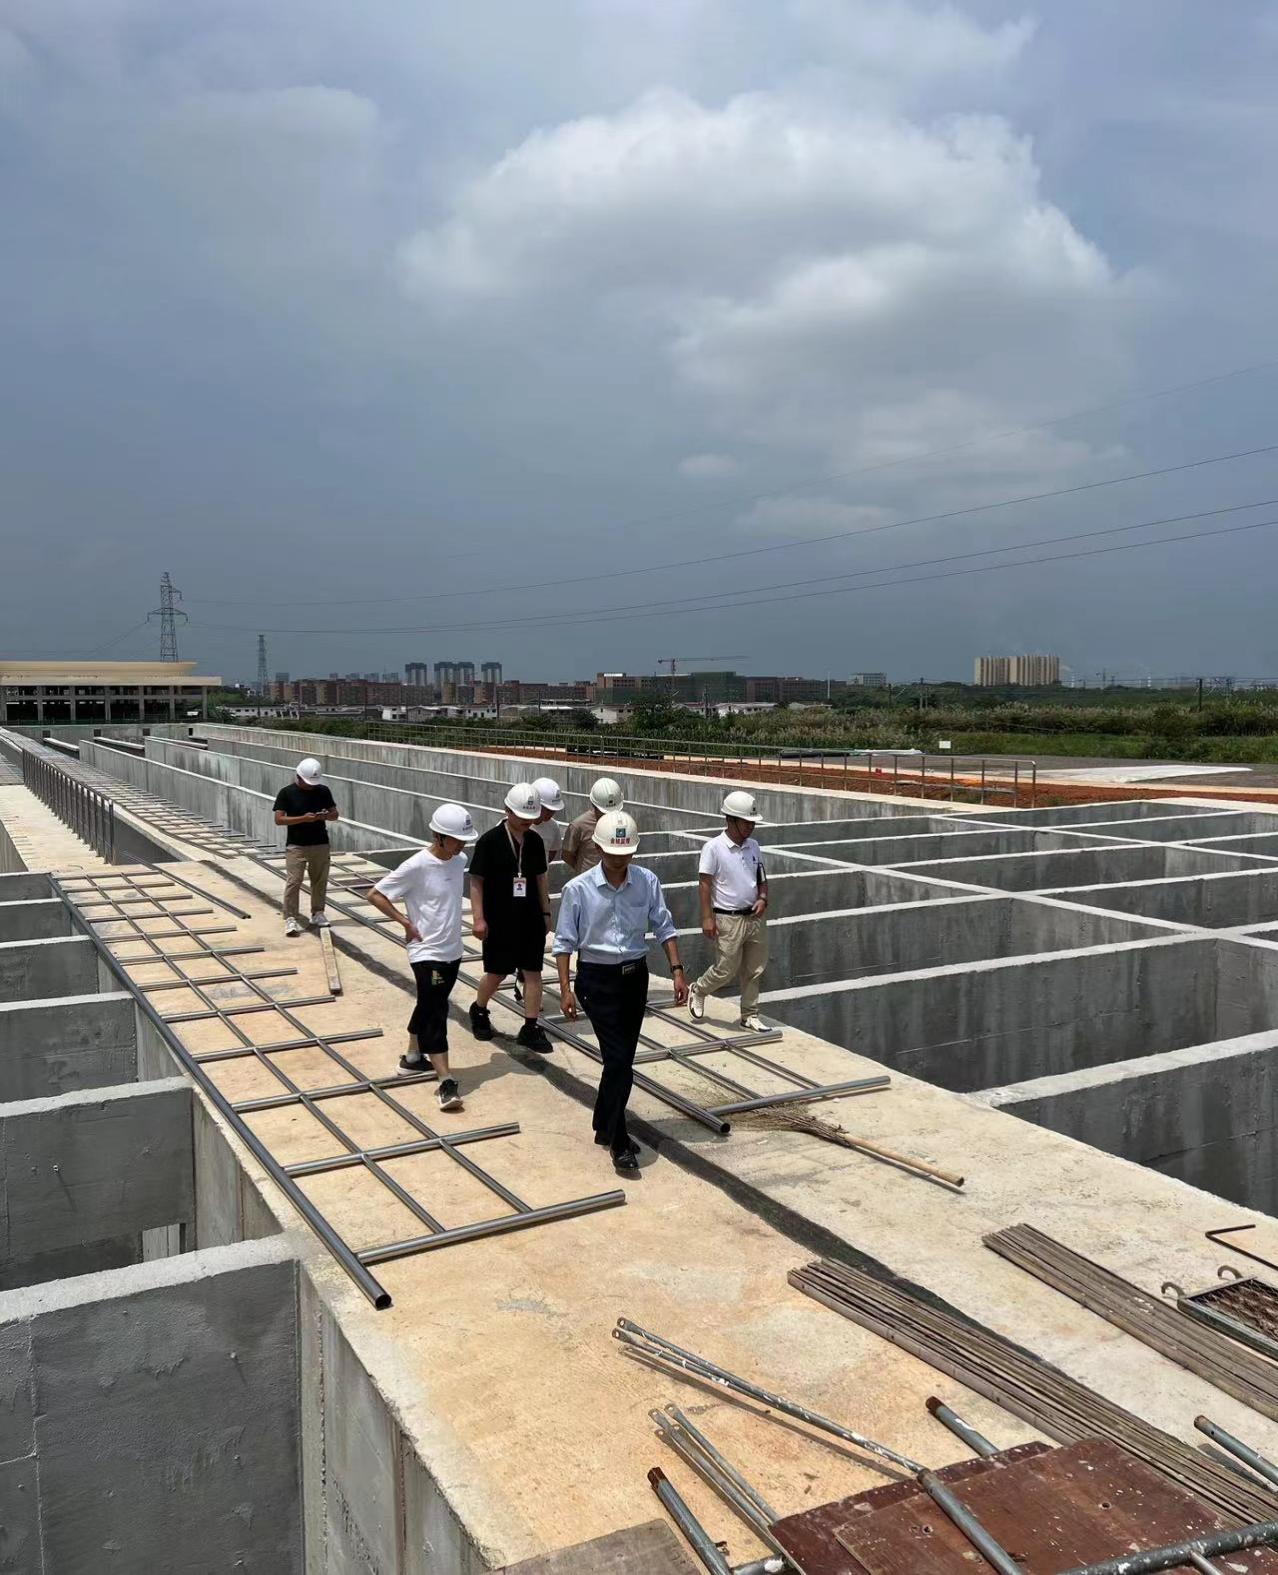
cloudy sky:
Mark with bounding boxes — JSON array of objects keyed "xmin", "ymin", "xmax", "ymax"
[{"xmin": 3, "ymin": 0, "xmax": 1277, "ymax": 685}]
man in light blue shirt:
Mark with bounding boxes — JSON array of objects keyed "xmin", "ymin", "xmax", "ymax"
[{"xmin": 554, "ymin": 810, "xmax": 689, "ymax": 1173}]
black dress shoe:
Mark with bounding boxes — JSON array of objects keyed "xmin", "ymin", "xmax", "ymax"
[
  {"xmin": 595, "ymin": 1134, "xmax": 639, "ymax": 1154},
  {"xmin": 612, "ymin": 1147, "xmax": 640, "ymax": 1173}
]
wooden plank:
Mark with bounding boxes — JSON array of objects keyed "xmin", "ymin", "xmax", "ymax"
[
  {"xmin": 319, "ymin": 926, "xmax": 341, "ymax": 995},
  {"xmin": 772, "ymin": 1439, "xmax": 1278, "ymax": 1574}
]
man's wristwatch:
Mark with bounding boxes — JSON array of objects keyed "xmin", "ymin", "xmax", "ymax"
[{"xmin": 671, "ymin": 964, "xmax": 685, "ymax": 973}]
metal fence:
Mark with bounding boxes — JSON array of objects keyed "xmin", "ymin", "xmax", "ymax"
[
  {"xmin": 314, "ymin": 721, "xmax": 1039, "ymax": 806},
  {"xmin": 21, "ymin": 747, "xmax": 116, "ymax": 861}
]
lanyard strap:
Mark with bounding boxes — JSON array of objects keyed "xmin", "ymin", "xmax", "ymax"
[{"xmin": 505, "ymin": 824, "xmax": 524, "ymax": 880}]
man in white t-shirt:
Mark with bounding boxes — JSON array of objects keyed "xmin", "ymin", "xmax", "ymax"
[
  {"xmin": 689, "ymin": 790, "xmax": 770, "ymax": 1032},
  {"xmin": 367, "ymin": 803, "xmax": 478, "ymax": 1112}
]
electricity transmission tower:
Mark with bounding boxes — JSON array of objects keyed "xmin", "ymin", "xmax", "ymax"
[
  {"xmin": 148, "ymin": 573, "xmax": 187, "ymax": 662},
  {"xmin": 256, "ymin": 635, "xmax": 269, "ymax": 696}
]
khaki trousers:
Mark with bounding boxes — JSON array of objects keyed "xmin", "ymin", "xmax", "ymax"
[
  {"xmin": 693, "ymin": 913, "xmax": 769, "ymax": 1016},
  {"xmin": 283, "ymin": 845, "xmax": 331, "ymax": 920}
]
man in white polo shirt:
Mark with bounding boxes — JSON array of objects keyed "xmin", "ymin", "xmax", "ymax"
[{"xmin": 689, "ymin": 790, "xmax": 769, "ymax": 1031}]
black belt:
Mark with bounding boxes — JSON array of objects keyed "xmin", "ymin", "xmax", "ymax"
[
  {"xmin": 714, "ymin": 907, "xmax": 754, "ymax": 916},
  {"xmin": 578, "ymin": 958, "xmax": 647, "ymax": 975}
]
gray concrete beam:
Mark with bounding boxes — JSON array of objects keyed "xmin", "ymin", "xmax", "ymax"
[
  {"xmin": 0, "ymin": 992, "xmax": 137, "ymax": 1102},
  {"xmin": 0, "ymin": 1235, "xmax": 301, "ymax": 1573},
  {"xmin": 0, "ymin": 897, "xmax": 72, "ymax": 943},
  {"xmin": 0, "ymin": 1078, "xmax": 193, "ymax": 1286},
  {"xmin": 0, "ymin": 935, "xmax": 101, "ymax": 1003}
]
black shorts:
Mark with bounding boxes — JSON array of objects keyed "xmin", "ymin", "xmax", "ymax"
[
  {"xmin": 407, "ymin": 958, "xmax": 461, "ymax": 1052},
  {"xmin": 481, "ymin": 925, "xmax": 547, "ymax": 978}
]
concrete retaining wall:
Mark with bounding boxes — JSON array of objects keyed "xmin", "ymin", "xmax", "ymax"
[
  {"xmin": 0, "ymin": 1237, "xmax": 302, "ymax": 1572},
  {"xmin": 761, "ymin": 936, "xmax": 1225, "ymax": 1091},
  {"xmin": 0, "ymin": 993, "xmax": 138, "ymax": 1102},
  {"xmin": 0, "ymin": 810, "xmax": 23, "ymax": 875},
  {"xmin": 1042, "ymin": 869, "xmax": 1278, "ymax": 929},
  {"xmin": 0, "ymin": 935, "xmax": 101, "ymax": 1002},
  {"xmin": 0, "ymin": 1078, "xmax": 193, "ymax": 1288},
  {"xmin": 0, "ymin": 897, "xmax": 70, "ymax": 942},
  {"xmin": 979, "ymin": 1030, "xmax": 1278, "ymax": 1212},
  {"xmin": 199, "ymin": 722, "xmax": 939, "ymax": 825},
  {"xmin": 901, "ymin": 843, "xmax": 1254, "ymax": 892}
]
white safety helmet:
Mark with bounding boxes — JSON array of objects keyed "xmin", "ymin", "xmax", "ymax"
[
  {"xmin": 721, "ymin": 789, "xmax": 762, "ymax": 823},
  {"xmin": 429, "ymin": 803, "xmax": 478, "ymax": 843},
  {"xmin": 532, "ymin": 776, "xmax": 564, "ymax": 813},
  {"xmin": 592, "ymin": 809, "xmax": 641, "ymax": 855},
  {"xmin": 590, "ymin": 776, "xmax": 624, "ymax": 812},
  {"xmin": 296, "ymin": 757, "xmax": 323, "ymax": 785},
  {"xmin": 504, "ymin": 782, "xmax": 542, "ymax": 820}
]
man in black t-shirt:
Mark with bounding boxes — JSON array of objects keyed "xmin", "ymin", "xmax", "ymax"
[
  {"xmin": 273, "ymin": 757, "xmax": 339, "ymax": 936},
  {"xmin": 467, "ymin": 782, "xmax": 553, "ymax": 1053}
]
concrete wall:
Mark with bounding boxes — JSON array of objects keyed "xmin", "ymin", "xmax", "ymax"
[
  {"xmin": 662, "ymin": 895, "xmax": 1164, "ymax": 987},
  {"xmin": 0, "ymin": 873, "xmax": 51, "ymax": 902},
  {"xmin": 0, "ymin": 935, "xmax": 101, "ymax": 1003},
  {"xmin": 0, "ymin": 897, "xmax": 70, "ymax": 942},
  {"xmin": 0, "ymin": 1078, "xmax": 194, "ymax": 1288},
  {"xmin": 979, "ymin": 1029, "xmax": 1278, "ymax": 1213},
  {"xmin": 0, "ymin": 1237, "xmax": 302, "ymax": 1573},
  {"xmin": 199, "ymin": 722, "xmax": 939, "ymax": 825},
  {"xmin": 760, "ymin": 936, "xmax": 1224, "ymax": 1091},
  {"xmin": 1044, "ymin": 869, "xmax": 1278, "ymax": 929},
  {"xmin": 900, "ymin": 843, "xmax": 1252, "ymax": 892},
  {"xmin": 0, "ymin": 812, "xmax": 23, "ymax": 875},
  {"xmin": 0, "ymin": 993, "xmax": 138, "ymax": 1102}
]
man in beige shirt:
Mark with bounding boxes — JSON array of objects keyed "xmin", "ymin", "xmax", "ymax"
[{"xmin": 561, "ymin": 776, "xmax": 624, "ymax": 877}]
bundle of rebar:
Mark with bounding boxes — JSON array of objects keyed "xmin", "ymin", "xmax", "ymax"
[
  {"xmin": 788, "ymin": 1257, "xmax": 1277, "ymax": 1524},
  {"xmin": 986, "ymin": 1224, "xmax": 1278, "ymax": 1423}
]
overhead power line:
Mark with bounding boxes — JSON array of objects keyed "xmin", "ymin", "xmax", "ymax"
[
  {"xmin": 187, "ymin": 499, "xmax": 1278, "ymax": 641},
  {"xmin": 186, "ymin": 357, "xmax": 1278, "ymax": 609},
  {"xmin": 186, "ymin": 439, "xmax": 1278, "ymax": 627}
]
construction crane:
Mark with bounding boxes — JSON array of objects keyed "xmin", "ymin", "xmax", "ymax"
[{"xmin": 657, "ymin": 655, "xmax": 743, "ymax": 675}]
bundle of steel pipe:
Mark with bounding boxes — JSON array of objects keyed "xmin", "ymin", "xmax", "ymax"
[
  {"xmin": 615, "ymin": 1318, "xmax": 922, "ymax": 1475},
  {"xmin": 649, "ymin": 1408, "xmax": 789, "ymax": 1568},
  {"xmin": 985, "ymin": 1224, "xmax": 1278, "ymax": 1423},
  {"xmin": 788, "ymin": 1259, "xmax": 1277, "ymax": 1524}
]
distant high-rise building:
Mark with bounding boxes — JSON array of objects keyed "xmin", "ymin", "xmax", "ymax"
[
  {"xmin": 849, "ymin": 672, "xmax": 887, "ymax": 688},
  {"xmin": 456, "ymin": 661, "xmax": 475, "ymax": 683},
  {"xmin": 405, "ymin": 661, "xmax": 430, "ymax": 686},
  {"xmin": 434, "ymin": 661, "xmax": 456, "ymax": 687},
  {"xmin": 975, "ymin": 654, "xmax": 1060, "ymax": 687},
  {"xmin": 481, "ymin": 661, "xmax": 502, "ymax": 687},
  {"xmin": 274, "ymin": 671, "xmax": 289, "ymax": 684}
]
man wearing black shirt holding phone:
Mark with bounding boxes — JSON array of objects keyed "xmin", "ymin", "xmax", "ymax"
[{"xmin": 273, "ymin": 756, "xmax": 339, "ymax": 936}]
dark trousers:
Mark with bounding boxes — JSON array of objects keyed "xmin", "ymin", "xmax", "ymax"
[
  {"xmin": 408, "ymin": 959, "xmax": 462, "ymax": 1055},
  {"xmin": 576, "ymin": 959, "xmax": 649, "ymax": 1153}
]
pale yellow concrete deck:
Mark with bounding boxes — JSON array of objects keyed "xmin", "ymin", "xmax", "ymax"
[
  {"xmin": 0, "ymin": 783, "xmax": 113, "ymax": 872},
  {"xmin": 69, "ymin": 841, "xmax": 1278, "ymax": 1567}
]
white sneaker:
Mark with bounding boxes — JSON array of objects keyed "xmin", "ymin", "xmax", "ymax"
[
  {"xmin": 284, "ymin": 916, "xmax": 302, "ymax": 937},
  {"xmin": 310, "ymin": 911, "xmax": 330, "ymax": 928},
  {"xmin": 688, "ymin": 987, "xmax": 705, "ymax": 1021},
  {"xmin": 739, "ymin": 1014, "xmax": 765, "ymax": 1032}
]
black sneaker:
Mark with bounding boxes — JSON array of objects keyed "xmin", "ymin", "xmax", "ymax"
[
  {"xmin": 436, "ymin": 1078, "xmax": 463, "ymax": 1112},
  {"xmin": 398, "ymin": 1055, "xmax": 426, "ymax": 1077},
  {"xmin": 612, "ymin": 1147, "xmax": 640, "ymax": 1174},
  {"xmin": 516, "ymin": 1020, "xmax": 553, "ymax": 1054},
  {"xmin": 469, "ymin": 1003, "xmax": 494, "ymax": 1041}
]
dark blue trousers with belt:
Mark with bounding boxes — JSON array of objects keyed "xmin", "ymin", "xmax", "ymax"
[{"xmin": 576, "ymin": 958, "xmax": 649, "ymax": 1153}]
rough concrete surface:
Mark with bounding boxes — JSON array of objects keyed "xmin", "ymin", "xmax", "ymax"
[{"xmin": 9, "ymin": 737, "xmax": 1278, "ymax": 1571}]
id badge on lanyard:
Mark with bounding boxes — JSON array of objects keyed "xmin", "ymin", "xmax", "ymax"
[{"xmin": 507, "ymin": 825, "xmax": 528, "ymax": 901}]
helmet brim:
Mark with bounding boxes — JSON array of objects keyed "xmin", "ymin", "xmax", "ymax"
[{"xmin": 592, "ymin": 836, "xmax": 640, "ymax": 854}]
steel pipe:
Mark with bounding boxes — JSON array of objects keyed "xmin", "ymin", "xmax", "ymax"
[
  {"xmin": 359, "ymin": 1191, "xmax": 626, "ymax": 1264},
  {"xmin": 665, "ymin": 1406, "xmax": 778, "ymax": 1523},
  {"xmin": 925, "ymin": 1396, "xmax": 998, "ymax": 1458},
  {"xmin": 615, "ymin": 1319, "xmax": 921, "ymax": 1473},
  {"xmin": 711, "ymin": 1076, "xmax": 889, "ymax": 1116},
  {"xmin": 1195, "ymin": 1415, "xmax": 1278, "ymax": 1490},
  {"xmin": 1058, "ymin": 1520, "xmax": 1278, "ymax": 1575},
  {"xmin": 648, "ymin": 1467, "xmax": 733, "ymax": 1575},
  {"xmin": 918, "ymin": 1470, "xmax": 1022, "ymax": 1575}
]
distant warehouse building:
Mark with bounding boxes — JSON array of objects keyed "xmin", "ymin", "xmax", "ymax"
[
  {"xmin": 0, "ymin": 660, "xmax": 222, "ymax": 723},
  {"xmin": 975, "ymin": 654, "xmax": 1060, "ymax": 687}
]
